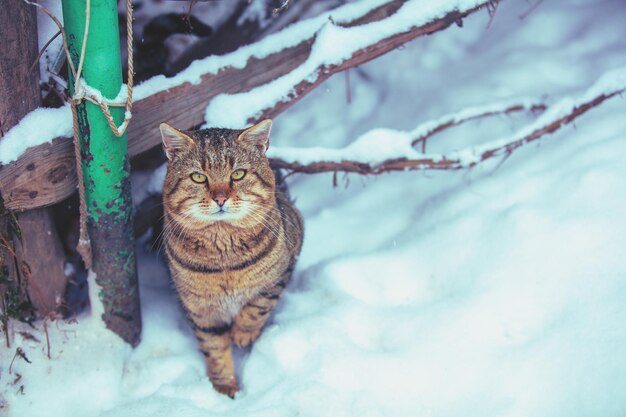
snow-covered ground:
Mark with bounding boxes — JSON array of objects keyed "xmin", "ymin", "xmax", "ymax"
[{"xmin": 2, "ymin": 0, "xmax": 626, "ymax": 416}]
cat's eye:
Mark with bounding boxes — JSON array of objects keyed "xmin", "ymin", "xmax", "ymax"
[
  {"xmin": 231, "ymin": 169, "xmax": 246, "ymax": 181},
  {"xmin": 190, "ymin": 172, "xmax": 207, "ymax": 183}
]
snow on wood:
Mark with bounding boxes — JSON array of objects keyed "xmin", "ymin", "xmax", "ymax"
[
  {"xmin": 0, "ymin": 0, "xmax": 491, "ymax": 211},
  {"xmin": 0, "ymin": 105, "xmax": 72, "ymax": 165},
  {"xmin": 409, "ymin": 98, "xmax": 547, "ymax": 151},
  {"xmin": 266, "ymin": 98, "xmax": 547, "ymax": 166},
  {"xmin": 206, "ymin": 0, "xmax": 490, "ymax": 127},
  {"xmin": 0, "ymin": 0, "xmax": 447, "ymax": 164}
]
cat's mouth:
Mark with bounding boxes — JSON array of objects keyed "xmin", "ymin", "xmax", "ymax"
[
  {"xmin": 201, "ymin": 205, "xmax": 246, "ymax": 222},
  {"xmin": 205, "ymin": 207, "xmax": 231, "ymax": 219},
  {"xmin": 184, "ymin": 200, "xmax": 253, "ymax": 225}
]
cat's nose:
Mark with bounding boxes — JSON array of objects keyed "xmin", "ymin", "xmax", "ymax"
[{"xmin": 213, "ymin": 194, "xmax": 228, "ymax": 207}]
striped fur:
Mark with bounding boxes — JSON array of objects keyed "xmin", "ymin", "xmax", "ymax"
[{"xmin": 160, "ymin": 120, "xmax": 304, "ymax": 398}]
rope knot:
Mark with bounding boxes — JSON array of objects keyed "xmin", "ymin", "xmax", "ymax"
[{"xmin": 72, "ymin": 80, "xmax": 87, "ymax": 102}]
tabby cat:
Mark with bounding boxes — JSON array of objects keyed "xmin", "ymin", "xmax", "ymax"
[{"xmin": 160, "ymin": 119, "xmax": 304, "ymax": 398}]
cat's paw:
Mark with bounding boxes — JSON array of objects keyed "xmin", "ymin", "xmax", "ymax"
[
  {"xmin": 231, "ymin": 326, "xmax": 261, "ymax": 348},
  {"xmin": 213, "ymin": 382, "xmax": 239, "ymax": 399}
]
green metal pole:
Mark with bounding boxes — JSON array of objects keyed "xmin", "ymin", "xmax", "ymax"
[{"xmin": 62, "ymin": 0, "xmax": 141, "ymax": 346}]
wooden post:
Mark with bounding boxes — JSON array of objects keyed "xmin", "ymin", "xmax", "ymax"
[
  {"xmin": 0, "ymin": 3, "xmax": 39, "ymax": 136},
  {"xmin": 14, "ymin": 209, "xmax": 68, "ymax": 316},
  {"xmin": 0, "ymin": 1, "xmax": 68, "ymax": 319}
]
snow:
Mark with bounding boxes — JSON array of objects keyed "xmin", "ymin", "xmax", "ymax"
[
  {"xmin": 0, "ymin": 0, "xmax": 483, "ymax": 165},
  {"xmin": 205, "ymin": 0, "xmax": 488, "ymax": 128},
  {"xmin": 269, "ymin": 128, "xmax": 420, "ymax": 165},
  {"xmin": 266, "ymin": 97, "xmax": 546, "ymax": 165},
  {"xmin": 238, "ymin": 0, "xmax": 272, "ymax": 30},
  {"xmin": 3, "ymin": 0, "xmax": 626, "ymax": 416},
  {"xmin": 86, "ymin": 270, "xmax": 105, "ymax": 321},
  {"xmin": 0, "ymin": 82, "xmax": 130, "ymax": 165},
  {"xmin": 0, "ymin": 105, "xmax": 72, "ymax": 164},
  {"xmin": 134, "ymin": 0, "xmax": 408, "ymax": 100}
]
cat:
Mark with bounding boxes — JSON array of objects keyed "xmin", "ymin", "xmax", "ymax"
[{"xmin": 159, "ymin": 119, "xmax": 304, "ymax": 397}]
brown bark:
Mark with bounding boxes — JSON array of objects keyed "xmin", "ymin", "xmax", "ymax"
[
  {"xmin": 14, "ymin": 209, "xmax": 67, "ymax": 316},
  {"xmin": 0, "ymin": 2, "xmax": 40, "ymax": 137},
  {"xmin": 0, "ymin": 0, "xmax": 68, "ymax": 319}
]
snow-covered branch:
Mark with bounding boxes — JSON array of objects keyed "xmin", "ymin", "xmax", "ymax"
[
  {"xmin": 0, "ymin": 0, "xmax": 494, "ymax": 211},
  {"xmin": 205, "ymin": 0, "xmax": 496, "ymax": 127},
  {"xmin": 411, "ymin": 99, "xmax": 547, "ymax": 152},
  {"xmin": 269, "ymin": 68, "xmax": 626, "ymax": 175}
]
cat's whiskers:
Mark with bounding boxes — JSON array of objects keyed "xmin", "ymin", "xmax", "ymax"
[
  {"xmin": 234, "ymin": 198, "xmax": 296, "ymax": 246},
  {"xmin": 190, "ymin": 199, "xmax": 252, "ymax": 223},
  {"xmin": 245, "ymin": 205, "xmax": 292, "ymax": 246},
  {"xmin": 160, "ymin": 218, "xmax": 189, "ymax": 250},
  {"xmin": 149, "ymin": 212, "xmax": 171, "ymax": 252},
  {"xmin": 241, "ymin": 203, "xmax": 280, "ymax": 236},
  {"xmin": 246, "ymin": 212, "xmax": 283, "ymax": 245},
  {"xmin": 161, "ymin": 208, "xmax": 197, "ymax": 248},
  {"xmin": 159, "ymin": 215, "xmax": 183, "ymax": 248},
  {"xmin": 249, "ymin": 201, "xmax": 302, "ymax": 235}
]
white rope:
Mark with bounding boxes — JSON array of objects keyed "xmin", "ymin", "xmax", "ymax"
[
  {"xmin": 25, "ymin": 0, "xmax": 136, "ymax": 268},
  {"xmin": 25, "ymin": 0, "xmax": 134, "ymax": 138}
]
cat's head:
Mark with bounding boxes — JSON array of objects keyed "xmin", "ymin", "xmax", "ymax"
[{"xmin": 160, "ymin": 120, "xmax": 275, "ymax": 228}]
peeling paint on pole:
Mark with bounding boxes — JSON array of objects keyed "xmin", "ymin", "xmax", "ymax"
[{"xmin": 62, "ymin": 0, "xmax": 142, "ymax": 346}]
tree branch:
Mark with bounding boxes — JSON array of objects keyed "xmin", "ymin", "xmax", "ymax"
[
  {"xmin": 410, "ymin": 99, "xmax": 546, "ymax": 152},
  {"xmin": 269, "ymin": 78, "xmax": 626, "ymax": 175},
  {"xmin": 0, "ymin": 0, "xmax": 494, "ymax": 211},
  {"xmin": 238, "ymin": 1, "xmax": 498, "ymax": 125}
]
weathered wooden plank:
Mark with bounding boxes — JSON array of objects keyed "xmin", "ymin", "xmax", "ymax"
[
  {"xmin": 0, "ymin": 0, "xmax": 492, "ymax": 211},
  {"xmin": 0, "ymin": 137, "xmax": 77, "ymax": 211},
  {"xmin": 126, "ymin": 38, "xmax": 313, "ymax": 158}
]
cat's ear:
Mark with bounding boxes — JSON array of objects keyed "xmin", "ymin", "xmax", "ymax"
[
  {"xmin": 237, "ymin": 119, "xmax": 272, "ymax": 153},
  {"xmin": 160, "ymin": 123, "xmax": 194, "ymax": 160}
]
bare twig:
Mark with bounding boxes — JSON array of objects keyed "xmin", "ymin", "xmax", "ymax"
[
  {"xmin": 23, "ymin": 0, "xmax": 76, "ymax": 78},
  {"xmin": 411, "ymin": 101, "xmax": 547, "ymax": 153},
  {"xmin": 273, "ymin": 0, "xmax": 293, "ymax": 15},
  {"xmin": 519, "ymin": 0, "xmax": 544, "ymax": 20},
  {"xmin": 43, "ymin": 315, "xmax": 52, "ymax": 359},
  {"xmin": 9, "ymin": 348, "xmax": 31, "ymax": 374},
  {"xmin": 0, "ymin": 235, "xmax": 49, "ymax": 315},
  {"xmin": 474, "ymin": 90, "xmax": 623, "ymax": 166},
  {"xmin": 269, "ymin": 87, "xmax": 625, "ymax": 175},
  {"xmin": 345, "ymin": 69, "xmax": 352, "ymax": 104},
  {"xmin": 485, "ymin": 0, "xmax": 500, "ymax": 29},
  {"xmin": 30, "ymin": 29, "xmax": 61, "ymax": 73}
]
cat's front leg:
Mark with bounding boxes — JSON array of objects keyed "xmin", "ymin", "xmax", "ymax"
[
  {"xmin": 231, "ymin": 276, "xmax": 289, "ymax": 348},
  {"xmin": 192, "ymin": 320, "xmax": 238, "ymax": 397}
]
